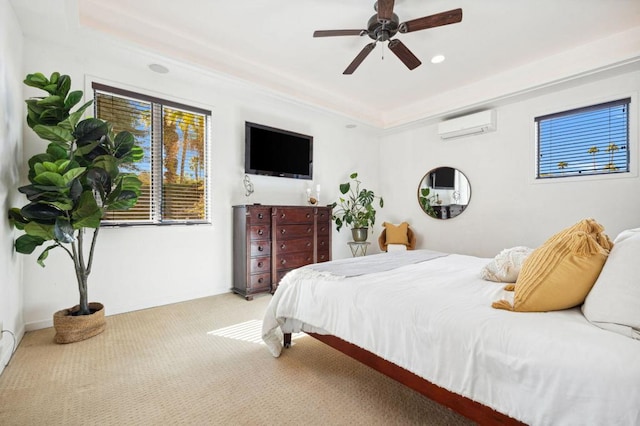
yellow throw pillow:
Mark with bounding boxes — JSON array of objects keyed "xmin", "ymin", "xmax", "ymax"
[
  {"xmin": 383, "ymin": 222, "xmax": 409, "ymax": 246},
  {"xmin": 492, "ymin": 231, "xmax": 608, "ymax": 312},
  {"xmin": 544, "ymin": 218, "xmax": 613, "ymax": 252}
]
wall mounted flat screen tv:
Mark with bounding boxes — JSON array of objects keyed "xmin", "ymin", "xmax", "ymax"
[
  {"xmin": 430, "ymin": 167, "xmax": 455, "ymax": 189},
  {"xmin": 245, "ymin": 121, "xmax": 313, "ymax": 180}
]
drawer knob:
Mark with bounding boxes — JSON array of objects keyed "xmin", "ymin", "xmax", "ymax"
[
  {"xmin": 281, "ymin": 213, "xmax": 286, "ymax": 219},
  {"xmin": 257, "ymin": 213, "xmax": 263, "ymax": 219},
  {"xmin": 320, "ymin": 241, "xmax": 325, "ymax": 246},
  {"xmin": 258, "ymin": 277, "xmax": 263, "ymax": 283},
  {"xmin": 281, "ymin": 259, "xmax": 287, "ymax": 265},
  {"xmin": 306, "ymin": 228, "xmax": 312, "ymax": 233},
  {"xmin": 257, "ymin": 229, "xmax": 263, "ymax": 235},
  {"xmin": 306, "ymin": 242, "xmax": 311, "ymax": 247},
  {"xmin": 281, "ymin": 244, "xmax": 286, "ymax": 249},
  {"xmin": 257, "ymin": 262, "xmax": 263, "ymax": 268},
  {"xmin": 306, "ymin": 213, "xmax": 311, "ymax": 218},
  {"xmin": 281, "ymin": 229, "xmax": 286, "ymax": 234},
  {"xmin": 258, "ymin": 246, "xmax": 264, "ymax": 252}
]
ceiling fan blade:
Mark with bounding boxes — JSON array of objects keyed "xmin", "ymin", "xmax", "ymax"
[
  {"xmin": 343, "ymin": 43, "xmax": 376, "ymax": 75},
  {"xmin": 399, "ymin": 8, "xmax": 463, "ymax": 33},
  {"xmin": 313, "ymin": 29, "xmax": 366, "ymax": 37},
  {"xmin": 377, "ymin": 0, "xmax": 395, "ymax": 23},
  {"xmin": 388, "ymin": 39, "xmax": 421, "ymax": 70}
]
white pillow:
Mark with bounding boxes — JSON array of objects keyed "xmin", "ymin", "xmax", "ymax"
[
  {"xmin": 582, "ymin": 228, "xmax": 640, "ymax": 339},
  {"xmin": 481, "ymin": 246, "xmax": 533, "ymax": 283}
]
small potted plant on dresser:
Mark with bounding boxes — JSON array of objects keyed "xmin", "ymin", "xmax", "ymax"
[
  {"xmin": 8, "ymin": 72, "xmax": 143, "ymax": 343},
  {"xmin": 331, "ymin": 172, "xmax": 383, "ymax": 242}
]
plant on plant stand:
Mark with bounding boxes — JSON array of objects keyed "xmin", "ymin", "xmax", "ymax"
[
  {"xmin": 331, "ymin": 172, "xmax": 383, "ymax": 242},
  {"xmin": 8, "ymin": 72, "xmax": 143, "ymax": 343}
]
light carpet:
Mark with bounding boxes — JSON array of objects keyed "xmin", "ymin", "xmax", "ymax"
[{"xmin": 0, "ymin": 293, "xmax": 472, "ymax": 425}]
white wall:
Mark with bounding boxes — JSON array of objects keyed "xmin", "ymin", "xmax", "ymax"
[
  {"xmin": 19, "ymin": 31, "xmax": 380, "ymax": 329},
  {"xmin": 379, "ymin": 70, "xmax": 640, "ymax": 258},
  {"xmin": 0, "ymin": 0, "xmax": 24, "ymax": 371}
]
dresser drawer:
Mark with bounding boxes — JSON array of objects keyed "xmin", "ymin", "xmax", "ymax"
[
  {"xmin": 317, "ymin": 236, "xmax": 330, "ymax": 252},
  {"xmin": 275, "ymin": 238, "xmax": 313, "ymax": 254},
  {"xmin": 249, "ymin": 241, "xmax": 271, "ymax": 257},
  {"xmin": 275, "ymin": 251, "xmax": 313, "ymax": 271},
  {"xmin": 316, "ymin": 207, "xmax": 331, "ymax": 223},
  {"xmin": 248, "ymin": 207, "xmax": 271, "ymax": 224},
  {"xmin": 317, "ymin": 249, "xmax": 330, "ymax": 263},
  {"xmin": 275, "ymin": 224, "xmax": 314, "ymax": 239},
  {"xmin": 250, "ymin": 256, "xmax": 271, "ymax": 273},
  {"xmin": 249, "ymin": 272, "xmax": 271, "ymax": 292},
  {"xmin": 274, "ymin": 208, "xmax": 313, "ymax": 224},
  {"xmin": 317, "ymin": 221, "xmax": 330, "ymax": 236},
  {"xmin": 249, "ymin": 224, "xmax": 270, "ymax": 240}
]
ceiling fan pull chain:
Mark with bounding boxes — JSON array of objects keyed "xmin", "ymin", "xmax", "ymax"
[{"xmin": 381, "ymin": 41, "xmax": 385, "ymax": 60}]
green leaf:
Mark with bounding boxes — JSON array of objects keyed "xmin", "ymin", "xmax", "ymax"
[
  {"xmin": 49, "ymin": 72, "xmax": 60, "ymax": 84},
  {"xmin": 86, "ymin": 167, "xmax": 111, "ymax": 194},
  {"xmin": 349, "ymin": 172, "xmax": 358, "ymax": 179},
  {"xmin": 56, "ymin": 74, "xmax": 71, "ymax": 98},
  {"xmin": 106, "ymin": 190, "xmax": 138, "ymax": 210},
  {"xmin": 114, "ymin": 131, "xmax": 135, "ymax": 158},
  {"xmin": 21, "ymin": 203, "xmax": 64, "ymax": 224},
  {"xmin": 72, "ymin": 191, "xmax": 102, "ymax": 229},
  {"xmin": 8, "ymin": 208, "xmax": 29, "ymax": 230},
  {"xmin": 32, "ymin": 124, "xmax": 73, "ymax": 144},
  {"xmin": 15, "ymin": 234, "xmax": 46, "ymax": 255},
  {"xmin": 37, "ymin": 243, "xmax": 60, "ymax": 267},
  {"xmin": 42, "ymin": 161, "xmax": 58, "ymax": 172},
  {"xmin": 46, "ymin": 143, "xmax": 68, "ymax": 161},
  {"xmin": 54, "ymin": 218, "xmax": 75, "ymax": 243},
  {"xmin": 64, "ymin": 90, "xmax": 84, "ymax": 110},
  {"xmin": 339, "ymin": 183, "xmax": 350, "ymax": 195},
  {"xmin": 36, "ymin": 95, "xmax": 63, "ymax": 108},
  {"xmin": 33, "ymin": 171, "xmax": 65, "ymax": 187},
  {"xmin": 92, "ymin": 155, "xmax": 118, "ymax": 178},
  {"xmin": 62, "ymin": 167, "xmax": 86, "ymax": 185},
  {"xmin": 24, "ymin": 221, "xmax": 55, "ymax": 240},
  {"xmin": 24, "ymin": 73, "xmax": 48, "ymax": 88},
  {"xmin": 74, "ymin": 118, "xmax": 108, "ymax": 144}
]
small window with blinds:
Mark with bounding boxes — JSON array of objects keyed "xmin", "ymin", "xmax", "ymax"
[
  {"xmin": 93, "ymin": 82, "xmax": 210, "ymax": 225},
  {"xmin": 536, "ymin": 98, "xmax": 630, "ymax": 179}
]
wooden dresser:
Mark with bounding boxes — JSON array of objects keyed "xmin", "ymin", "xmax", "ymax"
[{"xmin": 232, "ymin": 205, "xmax": 332, "ymax": 300}]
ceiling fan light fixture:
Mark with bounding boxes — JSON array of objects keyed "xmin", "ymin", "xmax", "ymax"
[{"xmin": 431, "ymin": 55, "xmax": 446, "ymax": 64}]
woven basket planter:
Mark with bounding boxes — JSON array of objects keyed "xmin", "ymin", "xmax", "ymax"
[{"xmin": 53, "ymin": 302, "xmax": 106, "ymax": 344}]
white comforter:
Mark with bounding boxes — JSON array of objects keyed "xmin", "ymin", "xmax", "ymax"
[{"xmin": 262, "ymin": 251, "xmax": 640, "ymax": 426}]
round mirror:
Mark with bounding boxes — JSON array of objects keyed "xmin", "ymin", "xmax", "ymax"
[{"xmin": 417, "ymin": 167, "xmax": 471, "ymax": 219}]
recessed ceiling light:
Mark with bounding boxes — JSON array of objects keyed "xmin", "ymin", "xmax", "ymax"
[
  {"xmin": 149, "ymin": 63, "xmax": 169, "ymax": 74},
  {"xmin": 345, "ymin": 124, "xmax": 357, "ymax": 129},
  {"xmin": 431, "ymin": 55, "xmax": 445, "ymax": 64}
]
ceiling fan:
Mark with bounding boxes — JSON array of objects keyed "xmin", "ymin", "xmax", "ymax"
[{"xmin": 313, "ymin": 1, "xmax": 462, "ymax": 74}]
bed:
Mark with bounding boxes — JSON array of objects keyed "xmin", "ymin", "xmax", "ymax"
[{"xmin": 262, "ymin": 247, "xmax": 640, "ymax": 425}]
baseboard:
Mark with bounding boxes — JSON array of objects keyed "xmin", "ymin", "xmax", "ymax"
[{"xmin": 0, "ymin": 325, "xmax": 24, "ymax": 377}]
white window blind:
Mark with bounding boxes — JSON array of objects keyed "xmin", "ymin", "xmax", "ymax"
[
  {"xmin": 536, "ymin": 98, "xmax": 630, "ymax": 179},
  {"xmin": 93, "ymin": 82, "xmax": 210, "ymax": 224}
]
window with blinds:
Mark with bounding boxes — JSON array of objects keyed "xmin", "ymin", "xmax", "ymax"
[
  {"xmin": 536, "ymin": 98, "xmax": 630, "ymax": 179},
  {"xmin": 93, "ymin": 83, "xmax": 210, "ymax": 224}
]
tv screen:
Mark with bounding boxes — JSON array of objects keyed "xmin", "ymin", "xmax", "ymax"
[
  {"xmin": 245, "ymin": 122, "xmax": 313, "ymax": 180},
  {"xmin": 430, "ymin": 167, "xmax": 455, "ymax": 189}
]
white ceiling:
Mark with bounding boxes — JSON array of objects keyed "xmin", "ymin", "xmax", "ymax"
[{"xmin": 11, "ymin": 0, "xmax": 640, "ymax": 129}]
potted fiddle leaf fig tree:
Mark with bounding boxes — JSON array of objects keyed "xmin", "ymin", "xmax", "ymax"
[
  {"xmin": 8, "ymin": 72, "xmax": 143, "ymax": 343},
  {"xmin": 331, "ymin": 172, "xmax": 383, "ymax": 242}
]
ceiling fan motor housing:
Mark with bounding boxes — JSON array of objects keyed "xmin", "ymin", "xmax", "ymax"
[{"xmin": 367, "ymin": 13, "xmax": 399, "ymax": 41}]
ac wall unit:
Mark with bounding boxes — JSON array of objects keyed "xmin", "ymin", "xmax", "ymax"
[{"xmin": 437, "ymin": 109, "xmax": 497, "ymax": 139}]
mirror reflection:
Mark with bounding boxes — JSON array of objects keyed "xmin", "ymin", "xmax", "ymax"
[{"xmin": 417, "ymin": 167, "xmax": 471, "ymax": 219}]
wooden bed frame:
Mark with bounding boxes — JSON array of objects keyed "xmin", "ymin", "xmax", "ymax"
[{"xmin": 284, "ymin": 332, "xmax": 525, "ymax": 425}]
